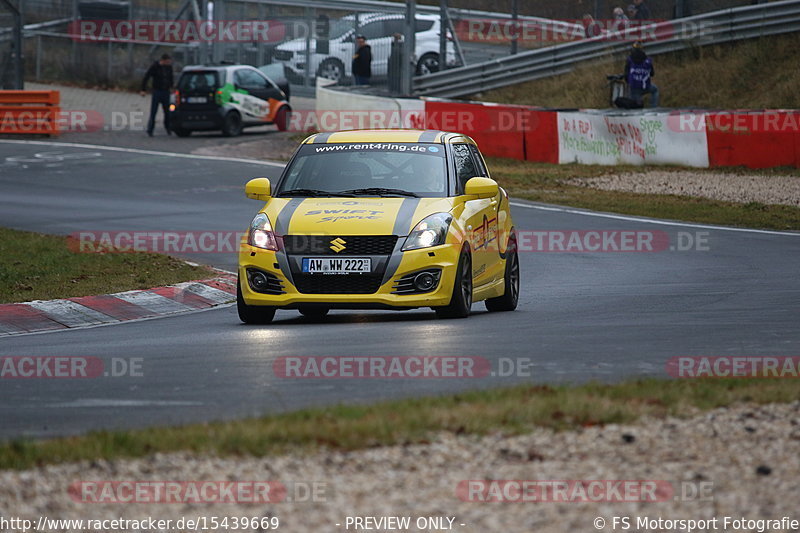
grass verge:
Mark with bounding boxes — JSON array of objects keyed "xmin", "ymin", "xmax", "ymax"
[
  {"xmin": 0, "ymin": 227, "xmax": 214, "ymax": 304},
  {"xmin": 478, "ymin": 33, "xmax": 800, "ymax": 109},
  {"xmin": 2, "ymin": 378, "xmax": 798, "ymax": 470},
  {"xmin": 488, "ymin": 159, "xmax": 800, "ymax": 230}
]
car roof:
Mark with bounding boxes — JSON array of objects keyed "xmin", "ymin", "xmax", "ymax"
[
  {"xmin": 302, "ymin": 129, "xmax": 476, "ymax": 145},
  {"xmin": 180, "ymin": 64, "xmax": 250, "ymax": 72},
  {"xmin": 341, "ymin": 12, "xmax": 438, "ymax": 22}
]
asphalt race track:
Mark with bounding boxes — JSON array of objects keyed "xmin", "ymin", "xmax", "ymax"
[{"xmin": 1, "ymin": 140, "xmax": 799, "ymax": 439}]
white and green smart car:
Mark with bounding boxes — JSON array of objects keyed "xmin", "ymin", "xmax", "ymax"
[{"xmin": 169, "ymin": 64, "xmax": 291, "ymax": 137}]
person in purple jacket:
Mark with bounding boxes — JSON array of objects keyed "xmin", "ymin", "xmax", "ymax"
[{"xmin": 624, "ymin": 41, "xmax": 660, "ymax": 107}]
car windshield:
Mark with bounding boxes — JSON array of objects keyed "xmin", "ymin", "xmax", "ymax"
[
  {"xmin": 328, "ymin": 17, "xmax": 357, "ymax": 40},
  {"xmin": 277, "ymin": 143, "xmax": 448, "ymax": 197}
]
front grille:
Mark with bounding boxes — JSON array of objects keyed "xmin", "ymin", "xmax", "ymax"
[
  {"xmin": 283, "ymin": 235, "xmax": 397, "ymax": 256},
  {"xmin": 293, "ymin": 274, "xmax": 383, "ymax": 294},
  {"xmin": 274, "ymin": 49, "xmax": 294, "ymax": 61}
]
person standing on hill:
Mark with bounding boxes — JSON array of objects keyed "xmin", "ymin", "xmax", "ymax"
[
  {"xmin": 624, "ymin": 41, "xmax": 659, "ymax": 107},
  {"xmin": 140, "ymin": 53, "xmax": 174, "ymax": 137},
  {"xmin": 352, "ymin": 35, "xmax": 372, "ymax": 85},
  {"xmin": 632, "ymin": 0, "xmax": 652, "ymax": 20}
]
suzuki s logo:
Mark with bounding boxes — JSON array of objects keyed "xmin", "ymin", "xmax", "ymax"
[{"xmin": 329, "ymin": 237, "xmax": 346, "ymax": 253}]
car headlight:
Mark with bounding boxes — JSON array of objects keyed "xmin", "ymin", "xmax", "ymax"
[
  {"xmin": 402, "ymin": 213, "xmax": 452, "ymax": 251},
  {"xmin": 248, "ymin": 213, "xmax": 278, "ymax": 251}
]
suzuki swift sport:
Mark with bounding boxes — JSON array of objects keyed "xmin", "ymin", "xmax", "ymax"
[{"xmin": 237, "ymin": 129, "xmax": 519, "ymax": 323}]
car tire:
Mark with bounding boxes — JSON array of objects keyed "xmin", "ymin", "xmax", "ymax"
[
  {"xmin": 173, "ymin": 127, "xmax": 191, "ymax": 137},
  {"xmin": 416, "ymin": 53, "xmax": 440, "ymax": 75},
  {"xmin": 317, "ymin": 58, "xmax": 345, "ymax": 84},
  {"xmin": 435, "ymin": 250, "xmax": 472, "ymax": 319},
  {"xmin": 485, "ymin": 238, "xmax": 520, "ymax": 312},
  {"xmin": 274, "ymin": 106, "xmax": 289, "ymax": 132},
  {"xmin": 298, "ymin": 306, "xmax": 330, "ymax": 320},
  {"xmin": 237, "ymin": 277, "xmax": 276, "ymax": 324},
  {"xmin": 222, "ymin": 111, "xmax": 243, "ymax": 137}
]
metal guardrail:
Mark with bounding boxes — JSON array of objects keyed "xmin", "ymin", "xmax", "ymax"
[
  {"xmin": 413, "ymin": 0, "xmax": 800, "ymax": 98},
  {"xmin": 229, "ymin": 0, "xmax": 583, "ymax": 28}
]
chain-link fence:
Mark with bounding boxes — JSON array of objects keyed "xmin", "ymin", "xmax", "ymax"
[
  {"xmin": 0, "ymin": 0, "xmax": 23, "ymax": 89},
  {"xmin": 13, "ymin": 0, "xmax": 771, "ymax": 94}
]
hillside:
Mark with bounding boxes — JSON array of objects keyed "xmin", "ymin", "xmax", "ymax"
[{"xmin": 476, "ymin": 32, "xmax": 800, "ymax": 110}]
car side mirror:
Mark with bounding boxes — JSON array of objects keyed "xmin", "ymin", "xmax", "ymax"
[
  {"xmin": 464, "ymin": 177, "xmax": 498, "ymax": 199},
  {"xmin": 245, "ymin": 177, "xmax": 271, "ymax": 200}
]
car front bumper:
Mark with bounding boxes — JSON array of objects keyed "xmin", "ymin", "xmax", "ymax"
[
  {"xmin": 238, "ymin": 242, "xmax": 461, "ymax": 309},
  {"xmin": 169, "ymin": 107, "xmax": 226, "ymax": 131}
]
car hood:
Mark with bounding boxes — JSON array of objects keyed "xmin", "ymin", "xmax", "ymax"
[{"xmin": 261, "ymin": 197, "xmax": 456, "ymax": 236}]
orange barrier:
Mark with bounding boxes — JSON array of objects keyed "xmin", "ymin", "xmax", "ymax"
[
  {"xmin": 0, "ymin": 90, "xmax": 61, "ymax": 135},
  {"xmin": 705, "ymin": 110, "xmax": 800, "ymax": 169},
  {"xmin": 524, "ymin": 110, "xmax": 559, "ymax": 164},
  {"xmin": 425, "ymin": 100, "xmax": 528, "ymax": 160}
]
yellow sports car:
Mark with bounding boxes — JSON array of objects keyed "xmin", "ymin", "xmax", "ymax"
[{"xmin": 237, "ymin": 129, "xmax": 518, "ymax": 323}]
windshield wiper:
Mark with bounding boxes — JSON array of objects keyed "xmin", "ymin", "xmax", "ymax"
[
  {"xmin": 338, "ymin": 187, "xmax": 419, "ymax": 197},
  {"xmin": 277, "ymin": 189, "xmax": 353, "ymax": 197}
]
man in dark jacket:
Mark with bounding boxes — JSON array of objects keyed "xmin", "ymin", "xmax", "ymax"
[
  {"xmin": 632, "ymin": 0, "xmax": 652, "ymax": 20},
  {"xmin": 352, "ymin": 35, "xmax": 372, "ymax": 85},
  {"xmin": 624, "ymin": 42, "xmax": 659, "ymax": 107},
  {"xmin": 140, "ymin": 54, "xmax": 174, "ymax": 136}
]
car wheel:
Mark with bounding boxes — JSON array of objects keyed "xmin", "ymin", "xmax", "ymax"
[
  {"xmin": 274, "ymin": 106, "xmax": 289, "ymax": 132},
  {"xmin": 435, "ymin": 250, "xmax": 472, "ymax": 319},
  {"xmin": 173, "ymin": 127, "xmax": 191, "ymax": 137},
  {"xmin": 485, "ymin": 238, "xmax": 520, "ymax": 312},
  {"xmin": 416, "ymin": 53, "xmax": 440, "ymax": 75},
  {"xmin": 222, "ymin": 111, "xmax": 243, "ymax": 137},
  {"xmin": 298, "ymin": 306, "xmax": 329, "ymax": 320},
  {"xmin": 237, "ymin": 277, "xmax": 276, "ymax": 324},
  {"xmin": 317, "ymin": 58, "xmax": 345, "ymax": 83}
]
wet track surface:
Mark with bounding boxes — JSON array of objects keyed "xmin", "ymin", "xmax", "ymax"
[{"xmin": 1, "ymin": 140, "xmax": 799, "ymax": 438}]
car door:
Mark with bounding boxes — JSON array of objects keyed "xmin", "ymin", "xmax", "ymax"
[
  {"xmin": 232, "ymin": 68, "xmax": 279, "ymax": 123},
  {"xmin": 468, "ymin": 144, "xmax": 504, "ymax": 282},
  {"xmin": 452, "ymin": 143, "xmax": 498, "ymax": 287}
]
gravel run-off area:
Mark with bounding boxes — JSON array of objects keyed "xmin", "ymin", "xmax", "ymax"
[
  {"xmin": 567, "ymin": 171, "xmax": 800, "ymax": 207},
  {"xmin": 2, "ymin": 402, "xmax": 799, "ymax": 532}
]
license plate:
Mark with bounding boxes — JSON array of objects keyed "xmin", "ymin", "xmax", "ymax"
[
  {"xmin": 186, "ymin": 96, "xmax": 207, "ymax": 103},
  {"xmin": 302, "ymin": 257, "xmax": 371, "ymax": 274}
]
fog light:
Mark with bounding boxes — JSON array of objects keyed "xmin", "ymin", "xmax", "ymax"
[
  {"xmin": 414, "ymin": 272, "xmax": 436, "ymax": 291},
  {"xmin": 250, "ymin": 271, "xmax": 269, "ymax": 291}
]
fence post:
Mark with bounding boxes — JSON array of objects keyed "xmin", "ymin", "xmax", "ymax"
[
  {"xmin": 510, "ymin": 0, "xmax": 518, "ymax": 55},
  {"xmin": 36, "ymin": 34, "xmax": 42, "ymax": 80},
  {"xmin": 303, "ymin": 6, "xmax": 312, "ymax": 87},
  {"xmin": 401, "ymin": 0, "xmax": 416, "ymax": 96}
]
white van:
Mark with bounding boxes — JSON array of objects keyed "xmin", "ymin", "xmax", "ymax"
[{"xmin": 273, "ymin": 13, "xmax": 454, "ymax": 84}]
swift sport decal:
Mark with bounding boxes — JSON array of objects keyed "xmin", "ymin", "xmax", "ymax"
[{"xmin": 304, "ymin": 209, "xmax": 386, "ymax": 223}]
